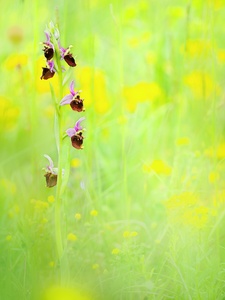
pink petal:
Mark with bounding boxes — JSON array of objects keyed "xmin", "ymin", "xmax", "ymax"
[
  {"xmin": 74, "ymin": 117, "xmax": 85, "ymax": 132},
  {"xmin": 66, "ymin": 128, "xmax": 76, "ymax": 137},
  {"xmin": 70, "ymin": 80, "xmax": 75, "ymax": 96},
  {"xmin": 60, "ymin": 94, "xmax": 73, "ymax": 105}
]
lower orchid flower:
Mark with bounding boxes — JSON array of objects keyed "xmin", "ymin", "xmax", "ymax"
[
  {"xmin": 60, "ymin": 80, "xmax": 85, "ymax": 112},
  {"xmin": 43, "ymin": 154, "xmax": 58, "ymax": 187},
  {"xmin": 41, "ymin": 60, "xmax": 55, "ymax": 80},
  {"xmin": 66, "ymin": 117, "xmax": 85, "ymax": 149}
]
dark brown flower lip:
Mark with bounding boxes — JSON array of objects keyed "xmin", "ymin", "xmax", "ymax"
[
  {"xmin": 64, "ymin": 53, "xmax": 76, "ymax": 67},
  {"xmin": 43, "ymin": 46, "xmax": 54, "ymax": 60},
  {"xmin": 71, "ymin": 131, "xmax": 84, "ymax": 149},
  {"xmin": 70, "ymin": 96, "xmax": 85, "ymax": 112},
  {"xmin": 44, "ymin": 172, "xmax": 57, "ymax": 187},
  {"xmin": 40, "ymin": 67, "xmax": 55, "ymax": 80}
]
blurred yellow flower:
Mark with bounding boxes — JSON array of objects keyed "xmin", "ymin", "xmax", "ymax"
[
  {"xmin": 42, "ymin": 285, "xmax": 91, "ymax": 300},
  {"xmin": 75, "ymin": 66, "xmax": 110, "ymax": 113},
  {"xmin": 0, "ymin": 96, "xmax": 20, "ymax": 131},
  {"xmin": 167, "ymin": 6, "xmax": 185, "ymax": 20},
  {"xmin": 31, "ymin": 199, "xmax": 49, "ymax": 210},
  {"xmin": 112, "ymin": 248, "xmax": 120, "ymax": 255},
  {"xmin": 90, "ymin": 210, "xmax": 98, "ymax": 217},
  {"xmin": 4, "ymin": 53, "xmax": 28, "ymax": 69},
  {"xmin": 8, "ymin": 205, "xmax": 20, "ymax": 218},
  {"xmin": 123, "ymin": 231, "xmax": 138, "ymax": 238},
  {"xmin": 183, "ymin": 206, "xmax": 209, "ymax": 229},
  {"xmin": 92, "ymin": 263, "xmax": 99, "ymax": 270},
  {"xmin": 184, "ymin": 71, "xmax": 220, "ymax": 99},
  {"xmin": 47, "ymin": 195, "xmax": 55, "ymax": 203},
  {"xmin": 67, "ymin": 233, "xmax": 77, "ymax": 241},
  {"xmin": 204, "ymin": 142, "xmax": 225, "ymax": 159},
  {"xmin": 184, "ymin": 40, "xmax": 211, "ymax": 57},
  {"xmin": 127, "ymin": 32, "xmax": 151, "ymax": 48},
  {"xmin": 143, "ymin": 160, "xmax": 172, "ymax": 176},
  {"xmin": 6, "ymin": 235, "xmax": 12, "ymax": 241},
  {"xmin": 208, "ymin": 171, "xmax": 220, "ymax": 183},
  {"xmin": 75, "ymin": 213, "xmax": 81, "ymax": 220},
  {"xmin": 176, "ymin": 137, "xmax": 190, "ymax": 146},
  {"xmin": 123, "ymin": 231, "xmax": 130, "ymax": 238},
  {"xmin": 208, "ymin": 0, "xmax": 225, "ymax": 9},
  {"xmin": 165, "ymin": 192, "xmax": 198, "ymax": 209},
  {"xmin": 123, "ymin": 82, "xmax": 163, "ymax": 112},
  {"xmin": 49, "ymin": 261, "xmax": 55, "ymax": 268},
  {"xmin": 0, "ymin": 178, "xmax": 17, "ymax": 195},
  {"xmin": 217, "ymin": 49, "xmax": 225, "ymax": 63},
  {"xmin": 71, "ymin": 158, "xmax": 81, "ymax": 168},
  {"xmin": 130, "ymin": 231, "xmax": 138, "ymax": 237}
]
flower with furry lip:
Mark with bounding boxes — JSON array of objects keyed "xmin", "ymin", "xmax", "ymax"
[
  {"xmin": 43, "ymin": 154, "xmax": 58, "ymax": 187},
  {"xmin": 42, "ymin": 31, "xmax": 54, "ymax": 60},
  {"xmin": 40, "ymin": 60, "xmax": 55, "ymax": 80},
  {"xmin": 66, "ymin": 117, "xmax": 85, "ymax": 149},
  {"xmin": 60, "ymin": 46, "xmax": 76, "ymax": 67},
  {"xmin": 60, "ymin": 80, "xmax": 85, "ymax": 112}
]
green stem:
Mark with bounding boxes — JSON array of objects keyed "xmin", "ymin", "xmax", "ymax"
[{"xmin": 54, "ymin": 44, "xmax": 64, "ymax": 271}]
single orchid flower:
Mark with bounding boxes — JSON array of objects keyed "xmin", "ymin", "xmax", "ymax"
[
  {"xmin": 43, "ymin": 154, "xmax": 58, "ymax": 187},
  {"xmin": 40, "ymin": 60, "xmax": 55, "ymax": 80},
  {"xmin": 42, "ymin": 31, "xmax": 54, "ymax": 60},
  {"xmin": 60, "ymin": 46, "xmax": 76, "ymax": 67},
  {"xmin": 60, "ymin": 80, "xmax": 85, "ymax": 112},
  {"xmin": 66, "ymin": 117, "xmax": 85, "ymax": 149}
]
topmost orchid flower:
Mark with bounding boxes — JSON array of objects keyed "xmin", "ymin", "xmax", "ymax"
[
  {"xmin": 42, "ymin": 31, "xmax": 54, "ymax": 61},
  {"xmin": 40, "ymin": 22, "xmax": 76, "ymax": 80}
]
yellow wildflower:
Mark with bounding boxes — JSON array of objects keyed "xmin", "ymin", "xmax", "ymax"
[
  {"xmin": 49, "ymin": 261, "xmax": 55, "ymax": 268},
  {"xmin": 4, "ymin": 53, "xmax": 28, "ymax": 70},
  {"xmin": 75, "ymin": 213, "xmax": 81, "ymax": 220},
  {"xmin": 204, "ymin": 142, "xmax": 225, "ymax": 159},
  {"xmin": 123, "ymin": 231, "xmax": 130, "ymax": 238},
  {"xmin": 217, "ymin": 49, "xmax": 225, "ymax": 63},
  {"xmin": 130, "ymin": 231, "xmax": 138, "ymax": 237},
  {"xmin": 184, "ymin": 40, "xmax": 211, "ymax": 57},
  {"xmin": 31, "ymin": 199, "xmax": 49, "ymax": 210},
  {"xmin": 0, "ymin": 178, "xmax": 17, "ymax": 195},
  {"xmin": 143, "ymin": 160, "xmax": 172, "ymax": 176},
  {"xmin": 43, "ymin": 285, "xmax": 91, "ymax": 300},
  {"xmin": 184, "ymin": 71, "xmax": 220, "ymax": 99},
  {"xmin": 208, "ymin": 171, "xmax": 220, "ymax": 183},
  {"xmin": 112, "ymin": 248, "xmax": 120, "ymax": 255},
  {"xmin": 6, "ymin": 235, "xmax": 12, "ymax": 241},
  {"xmin": 183, "ymin": 206, "xmax": 209, "ymax": 229},
  {"xmin": 90, "ymin": 210, "xmax": 98, "ymax": 217},
  {"xmin": 92, "ymin": 264, "xmax": 99, "ymax": 270},
  {"xmin": 165, "ymin": 192, "xmax": 198, "ymax": 209},
  {"xmin": 71, "ymin": 158, "xmax": 81, "ymax": 168},
  {"xmin": 123, "ymin": 81, "xmax": 163, "ymax": 112},
  {"xmin": 176, "ymin": 137, "xmax": 190, "ymax": 146},
  {"xmin": 47, "ymin": 195, "xmax": 55, "ymax": 203},
  {"xmin": 67, "ymin": 233, "xmax": 77, "ymax": 241},
  {"xmin": 74, "ymin": 66, "xmax": 110, "ymax": 113}
]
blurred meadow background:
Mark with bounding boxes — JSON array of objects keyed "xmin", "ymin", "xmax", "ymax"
[{"xmin": 1, "ymin": 0, "xmax": 225, "ymax": 299}]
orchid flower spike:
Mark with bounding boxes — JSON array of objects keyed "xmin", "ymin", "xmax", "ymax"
[
  {"xmin": 66, "ymin": 117, "xmax": 85, "ymax": 149},
  {"xmin": 60, "ymin": 80, "xmax": 85, "ymax": 112}
]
